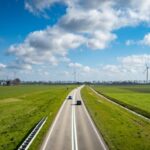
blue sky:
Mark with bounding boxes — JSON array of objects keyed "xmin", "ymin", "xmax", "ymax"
[{"xmin": 0, "ymin": 0, "xmax": 150, "ymax": 81}]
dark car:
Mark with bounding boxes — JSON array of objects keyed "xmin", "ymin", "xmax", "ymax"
[
  {"xmin": 76, "ymin": 100, "xmax": 82, "ymax": 105},
  {"xmin": 68, "ymin": 96, "xmax": 72, "ymax": 100}
]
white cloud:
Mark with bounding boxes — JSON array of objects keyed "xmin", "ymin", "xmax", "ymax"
[
  {"xmin": 141, "ymin": 33, "xmax": 150, "ymax": 46},
  {"xmin": 102, "ymin": 65, "xmax": 121, "ymax": 74},
  {"xmin": 8, "ymin": 27, "xmax": 85, "ymax": 69},
  {"xmin": 125, "ymin": 40, "xmax": 135, "ymax": 46},
  {"xmin": 126, "ymin": 33, "xmax": 150, "ymax": 46},
  {"xmin": 68, "ymin": 62, "xmax": 93, "ymax": 73},
  {"xmin": 7, "ymin": 61, "xmax": 32, "ymax": 70},
  {"xmin": 25, "ymin": 0, "xmax": 59, "ymax": 16},
  {"xmin": 87, "ymin": 31, "xmax": 117, "ymax": 49},
  {"xmin": 119, "ymin": 54, "xmax": 150, "ymax": 68},
  {"xmin": 0, "ymin": 63, "xmax": 6, "ymax": 69},
  {"xmin": 22, "ymin": 0, "xmax": 150, "ymax": 52},
  {"xmin": 5, "ymin": 0, "xmax": 150, "ymax": 81}
]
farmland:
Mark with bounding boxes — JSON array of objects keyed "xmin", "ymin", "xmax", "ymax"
[
  {"xmin": 92, "ymin": 85, "xmax": 150, "ymax": 118},
  {"xmin": 0, "ymin": 85, "xmax": 75, "ymax": 150},
  {"xmin": 81, "ymin": 86, "xmax": 150, "ymax": 150}
]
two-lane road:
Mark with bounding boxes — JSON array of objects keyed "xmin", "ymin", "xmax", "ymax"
[{"xmin": 41, "ymin": 86, "xmax": 108, "ymax": 150}]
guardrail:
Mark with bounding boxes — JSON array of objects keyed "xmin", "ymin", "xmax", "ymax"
[{"xmin": 18, "ymin": 117, "xmax": 47, "ymax": 150}]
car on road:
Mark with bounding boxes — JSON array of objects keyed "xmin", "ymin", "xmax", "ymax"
[
  {"xmin": 76, "ymin": 100, "xmax": 82, "ymax": 105},
  {"xmin": 68, "ymin": 96, "xmax": 72, "ymax": 100}
]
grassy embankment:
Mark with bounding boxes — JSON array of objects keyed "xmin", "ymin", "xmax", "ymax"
[
  {"xmin": 0, "ymin": 85, "xmax": 75, "ymax": 150},
  {"xmin": 81, "ymin": 86, "xmax": 150, "ymax": 150},
  {"xmin": 92, "ymin": 85, "xmax": 150, "ymax": 118}
]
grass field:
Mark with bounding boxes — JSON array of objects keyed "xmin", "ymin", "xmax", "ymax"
[
  {"xmin": 92, "ymin": 85, "xmax": 150, "ymax": 118},
  {"xmin": 0, "ymin": 85, "xmax": 75, "ymax": 150},
  {"xmin": 81, "ymin": 86, "xmax": 150, "ymax": 150}
]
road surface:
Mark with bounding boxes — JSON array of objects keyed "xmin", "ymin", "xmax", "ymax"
[{"xmin": 41, "ymin": 86, "xmax": 108, "ymax": 150}]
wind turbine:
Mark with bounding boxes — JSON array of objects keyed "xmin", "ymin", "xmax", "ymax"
[
  {"xmin": 73, "ymin": 67, "xmax": 77, "ymax": 83},
  {"xmin": 144, "ymin": 64, "xmax": 149, "ymax": 83}
]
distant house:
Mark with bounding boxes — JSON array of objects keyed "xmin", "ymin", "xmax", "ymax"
[
  {"xmin": 2, "ymin": 78, "xmax": 21, "ymax": 86},
  {"xmin": 0, "ymin": 81, "xmax": 7, "ymax": 86}
]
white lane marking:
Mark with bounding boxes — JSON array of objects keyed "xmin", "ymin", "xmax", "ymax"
[
  {"xmin": 78, "ymin": 88, "xmax": 108, "ymax": 150},
  {"xmin": 72, "ymin": 89, "xmax": 78, "ymax": 150},
  {"xmin": 90, "ymin": 87, "xmax": 150, "ymax": 122},
  {"xmin": 74, "ymin": 100, "xmax": 78, "ymax": 150},
  {"xmin": 42, "ymin": 91, "xmax": 74, "ymax": 150},
  {"xmin": 72, "ymin": 102, "xmax": 75, "ymax": 150}
]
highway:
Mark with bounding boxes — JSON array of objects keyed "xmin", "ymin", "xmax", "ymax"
[{"xmin": 41, "ymin": 86, "xmax": 108, "ymax": 150}]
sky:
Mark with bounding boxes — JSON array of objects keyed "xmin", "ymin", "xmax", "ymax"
[{"xmin": 0, "ymin": 0, "xmax": 150, "ymax": 81}]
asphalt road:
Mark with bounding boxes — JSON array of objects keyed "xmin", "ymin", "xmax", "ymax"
[{"xmin": 41, "ymin": 86, "xmax": 108, "ymax": 150}]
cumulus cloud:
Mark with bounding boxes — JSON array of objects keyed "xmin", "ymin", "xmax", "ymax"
[
  {"xmin": 87, "ymin": 31, "xmax": 117, "ymax": 49},
  {"xmin": 141, "ymin": 33, "xmax": 150, "ymax": 46},
  {"xmin": 0, "ymin": 63, "xmax": 6, "ymax": 69},
  {"xmin": 25, "ymin": 0, "xmax": 60, "ymax": 16},
  {"xmin": 23, "ymin": 0, "xmax": 150, "ymax": 51},
  {"xmin": 68, "ymin": 62, "xmax": 93, "ymax": 73},
  {"xmin": 119, "ymin": 54, "xmax": 150, "ymax": 68},
  {"xmin": 7, "ymin": 61, "xmax": 32, "ymax": 70},
  {"xmin": 112, "ymin": 54, "xmax": 150, "ymax": 74},
  {"xmin": 97, "ymin": 54, "xmax": 150, "ymax": 80},
  {"xmin": 8, "ymin": 27, "xmax": 85, "ymax": 69},
  {"xmin": 6, "ymin": 0, "xmax": 150, "ymax": 78},
  {"xmin": 125, "ymin": 40, "xmax": 135, "ymax": 46},
  {"xmin": 126, "ymin": 33, "xmax": 150, "ymax": 46}
]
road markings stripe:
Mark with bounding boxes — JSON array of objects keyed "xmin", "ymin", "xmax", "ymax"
[
  {"xmin": 72, "ymin": 103, "xmax": 75, "ymax": 150},
  {"xmin": 74, "ymin": 102, "xmax": 78, "ymax": 150},
  {"xmin": 72, "ymin": 89, "xmax": 78, "ymax": 150},
  {"xmin": 79, "ymin": 87, "xmax": 108, "ymax": 150}
]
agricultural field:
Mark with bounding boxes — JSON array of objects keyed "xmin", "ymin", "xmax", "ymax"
[
  {"xmin": 92, "ymin": 85, "xmax": 150, "ymax": 118},
  {"xmin": 81, "ymin": 86, "xmax": 150, "ymax": 150},
  {"xmin": 0, "ymin": 85, "xmax": 75, "ymax": 150}
]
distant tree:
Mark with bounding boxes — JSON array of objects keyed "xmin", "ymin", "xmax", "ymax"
[
  {"xmin": 13, "ymin": 78, "xmax": 21, "ymax": 85},
  {"xmin": 6, "ymin": 80, "xmax": 11, "ymax": 86}
]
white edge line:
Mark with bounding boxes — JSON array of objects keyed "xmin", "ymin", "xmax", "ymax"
[
  {"xmin": 74, "ymin": 103, "xmax": 78, "ymax": 150},
  {"xmin": 72, "ymin": 100, "xmax": 75, "ymax": 150},
  {"xmin": 90, "ymin": 87, "xmax": 150, "ymax": 122},
  {"xmin": 72, "ymin": 89, "xmax": 78, "ymax": 150},
  {"xmin": 79, "ymin": 87, "xmax": 108, "ymax": 150},
  {"xmin": 25, "ymin": 118, "xmax": 48, "ymax": 150},
  {"xmin": 74, "ymin": 89, "xmax": 78, "ymax": 150},
  {"xmin": 41, "ymin": 99, "xmax": 67, "ymax": 150}
]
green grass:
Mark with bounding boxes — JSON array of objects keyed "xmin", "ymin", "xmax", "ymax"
[
  {"xmin": 0, "ymin": 85, "xmax": 75, "ymax": 150},
  {"xmin": 92, "ymin": 85, "xmax": 150, "ymax": 118},
  {"xmin": 81, "ymin": 86, "xmax": 150, "ymax": 150}
]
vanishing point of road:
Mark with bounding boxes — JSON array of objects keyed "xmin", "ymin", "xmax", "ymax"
[{"xmin": 41, "ymin": 86, "xmax": 108, "ymax": 150}]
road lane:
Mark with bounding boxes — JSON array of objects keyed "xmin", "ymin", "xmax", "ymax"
[
  {"xmin": 75, "ymin": 87, "xmax": 108, "ymax": 150},
  {"xmin": 41, "ymin": 86, "xmax": 108, "ymax": 150},
  {"xmin": 41, "ymin": 90, "xmax": 75, "ymax": 150}
]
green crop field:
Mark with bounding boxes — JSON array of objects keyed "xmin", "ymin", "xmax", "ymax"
[
  {"xmin": 92, "ymin": 85, "xmax": 150, "ymax": 118},
  {"xmin": 81, "ymin": 86, "xmax": 150, "ymax": 150},
  {"xmin": 0, "ymin": 85, "xmax": 75, "ymax": 150}
]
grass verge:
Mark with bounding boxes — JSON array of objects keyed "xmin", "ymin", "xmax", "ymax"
[
  {"xmin": 0, "ymin": 85, "xmax": 75, "ymax": 150},
  {"xmin": 81, "ymin": 86, "xmax": 150, "ymax": 150},
  {"xmin": 92, "ymin": 85, "xmax": 150, "ymax": 119}
]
